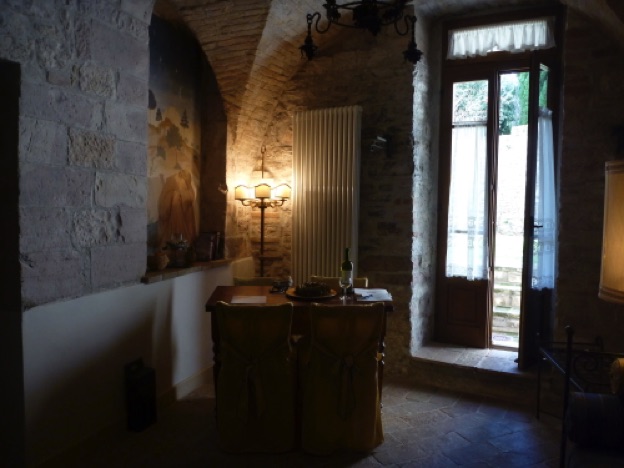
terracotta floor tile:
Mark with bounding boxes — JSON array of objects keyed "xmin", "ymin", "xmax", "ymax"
[{"xmin": 42, "ymin": 377, "xmax": 560, "ymax": 467}]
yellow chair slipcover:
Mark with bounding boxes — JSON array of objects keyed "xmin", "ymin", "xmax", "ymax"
[
  {"xmin": 300, "ymin": 302, "xmax": 384, "ymax": 454},
  {"xmin": 215, "ymin": 301, "xmax": 296, "ymax": 453},
  {"xmin": 233, "ymin": 276, "xmax": 279, "ymax": 286},
  {"xmin": 309, "ymin": 275, "xmax": 369, "ymax": 290}
]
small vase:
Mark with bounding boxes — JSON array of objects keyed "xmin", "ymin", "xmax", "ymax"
[{"xmin": 147, "ymin": 253, "xmax": 169, "ymax": 271}]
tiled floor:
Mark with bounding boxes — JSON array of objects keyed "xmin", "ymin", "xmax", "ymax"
[{"xmin": 43, "ymin": 374, "xmax": 561, "ymax": 467}]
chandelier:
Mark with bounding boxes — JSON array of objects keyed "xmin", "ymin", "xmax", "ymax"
[{"xmin": 299, "ymin": 0, "xmax": 423, "ymax": 64}]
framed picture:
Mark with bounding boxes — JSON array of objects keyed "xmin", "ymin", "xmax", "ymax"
[{"xmin": 194, "ymin": 232, "xmax": 215, "ymax": 261}]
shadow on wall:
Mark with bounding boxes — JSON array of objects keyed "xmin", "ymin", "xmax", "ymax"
[
  {"xmin": 24, "ymin": 294, "xmax": 172, "ymax": 466},
  {"xmin": 0, "ymin": 58, "xmax": 24, "ymax": 466}
]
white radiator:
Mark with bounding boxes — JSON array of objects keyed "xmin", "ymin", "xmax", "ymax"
[{"xmin": 292, "ymin": 106, "xmax": 362, "ymax": 284}]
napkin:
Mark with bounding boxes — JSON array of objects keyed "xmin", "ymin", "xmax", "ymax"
[
  {"xmin": 231, "ymin": 295, "xmax": 267, "ymax": 304},
  {"xmin": 353, "ymin": 288, "xmax": 392, "ymax": 301}
]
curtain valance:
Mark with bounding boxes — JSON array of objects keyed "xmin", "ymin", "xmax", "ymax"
[{"xmin": 448, "ymin": 18, "xmax": 554, "ymax": 59}]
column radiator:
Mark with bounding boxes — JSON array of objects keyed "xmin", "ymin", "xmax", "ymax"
[{"xmin": 292, "ymin": 105, "xmax": 362, "ymax": 284}]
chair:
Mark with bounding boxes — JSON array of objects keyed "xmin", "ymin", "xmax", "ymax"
[
  {"xmin": 233, "ymin": 276, "xmax": 278, "ymax": 286},
  {"xmin": 564, "ymin": 357, "xmax": 624, "ymax": 467},
  {"xmin": 309, "ymin": 275, "xmax": 369, "ymax": 290},
  {"xmin": 299, "ymin": 302, "xmax": 384, "ymax": 454},
  {"xmin": 215, "ymin": 301, "xmax": 296, "ymax": 453}
]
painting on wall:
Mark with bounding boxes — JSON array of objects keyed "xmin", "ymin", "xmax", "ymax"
[{"xmin": 147, "ymin": 15, "xmax": 202, "ymax": 251}]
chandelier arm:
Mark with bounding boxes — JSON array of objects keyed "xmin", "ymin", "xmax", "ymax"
[
  {"xmin": 300, "ymin": 1, "xmax": 421, "ymax": 63},
  {"xmin": 310, "ymin": 12, "xmax": 331, "ymax": 34},
  {"xmin": 394, "ymin": 14, "xmax": 415, "ymax": 36},
  {"xmin": 300, "ymin": 14, "xmax": 319, "ymax": 59},
  {"xmin": 328, "ymin": 1, "xmax": 403, "ymax": 11},
  {"xmin": 322, "ymin": 20, "xmax": 375, "ymax": 30}
]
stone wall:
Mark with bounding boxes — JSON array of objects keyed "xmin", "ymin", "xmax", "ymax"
[
  {"xmin": 556, "ymin": 9, "xmax": 624, "ymax": 347},
  {"xmin": 1, "ymin": 0, "xmax": 154, "ymax": 308}
]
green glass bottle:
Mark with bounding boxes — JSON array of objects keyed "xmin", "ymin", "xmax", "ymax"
[{"xmin": 340, "ymin": 247, "xmax": 354, "ymax": 295}]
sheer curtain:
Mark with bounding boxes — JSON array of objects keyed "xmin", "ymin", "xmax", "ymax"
[
  {"xmin": 446, "ymin": 124, "xmax": 488, "ymax": 280},
  {"xmin": 532, "ymin": 108, "xmax": 557, "ymax": 289},
  {"xmin": 448, "ymin": 18, "xmax": 554, "ymax": 59}
]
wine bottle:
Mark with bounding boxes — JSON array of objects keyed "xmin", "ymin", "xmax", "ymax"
[{"xmin": 340, "ymin": 247, "xmax": 354, "ymax": 294}]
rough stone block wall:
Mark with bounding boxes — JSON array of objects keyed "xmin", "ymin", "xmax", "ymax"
[
  {"xmin": 411, "ymin": 17, "xmax": 438, "ymax": 360},
  {"xmin": 2, "ymin": 1, "xmax": 153, "ymax": 308},
  {"xmin": 556, "ymin": 9, "xmax": 624, "ymax": 348}
]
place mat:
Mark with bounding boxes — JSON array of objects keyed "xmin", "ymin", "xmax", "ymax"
[
  {"xmin": 353, "ymin": 288, "xmax": 393, "ymax": 301},
  {"xmin": 231, "ymin": 295, "xmax": 267, "ymax": 304}
]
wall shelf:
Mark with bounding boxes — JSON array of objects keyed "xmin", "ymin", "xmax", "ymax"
[{"xmin": 141, "ymin": 259, "xmax": 232, "ymax": 284}]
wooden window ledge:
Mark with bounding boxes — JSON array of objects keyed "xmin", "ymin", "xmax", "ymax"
[{"xmin": 141, "ymin": 259, "xmax": 232, "ymax": 284}]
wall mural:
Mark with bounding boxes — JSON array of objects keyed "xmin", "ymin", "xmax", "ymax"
[{"xmin": 147, "ymin": 16, "xmax": 201, "ymax": 253}]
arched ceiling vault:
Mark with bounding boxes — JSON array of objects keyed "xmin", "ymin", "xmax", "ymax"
[{"xmin": 160, "ymin": 0, "xmax": 624, "ymax": 164}]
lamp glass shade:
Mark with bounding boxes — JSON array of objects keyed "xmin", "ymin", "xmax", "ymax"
[
  {"xmin": 272, "ymin": 184, "xmax": 291, "ymax": 199},
  {"xmin": 599, "ymin": 160, "xmax": 624, "ymax": 303},
  {"xmin": 235, "ymin": 185, "xmax": 251, "ymax": 200},
  {"xmin": 255, "ymin": 183, "xmax": 272, "ymax": 199}
]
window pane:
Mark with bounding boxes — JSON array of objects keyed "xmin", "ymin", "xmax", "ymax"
[
  {"xmin": 539, "ymin": 66, "xmax": 549, "ymax": 108},
  {"xmin": 446, "ymin": 80, "xmax": 489, "ymax": 280},
  {"xmin": 453, "ymin": 80, "xmax": 488, "ymax": 123},
  {"xmin": 492, "ymin": 72, "xmax": 529, "ymax": 347}
]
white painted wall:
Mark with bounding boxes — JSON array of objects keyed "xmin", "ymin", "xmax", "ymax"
[{"xmin": 22, "ymin": 257, "xmax": 253, "ymax": 465}]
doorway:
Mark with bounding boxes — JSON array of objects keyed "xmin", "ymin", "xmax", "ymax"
[
  {"xmin": 435, "ymin": 62, "xmax": 557, "ymax": 364},
  {"xmin": 492, "ymin": 71, "xmax": 529, "ymax": 348}
]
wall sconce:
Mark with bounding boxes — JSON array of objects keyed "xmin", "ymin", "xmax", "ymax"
[
  {"xmin": 370, "ymin": 135, "xmax": 392, "ymax": 156},
  {"xmin": 235, "ymin": 148, "xmax": 291, "ymax": 276},
  {"xmin": 599, "ymin": 160, "xmax": 624, "ymax": 303},
  {"xmin": 234, "ymin": 183, "xmax": 291, "ymax": 208}
]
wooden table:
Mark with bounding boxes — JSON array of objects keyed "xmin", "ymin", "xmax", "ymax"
[{"xmin": 205, "ymin": 285, "xmax": 393, "ymax": 396}]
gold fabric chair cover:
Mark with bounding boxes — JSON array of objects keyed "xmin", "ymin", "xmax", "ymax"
[
  {"xmin": 233, "ymin": 276, "xmax": 279, "ymax": 286},
  {"xmin": 309, "ymin": 275, "xmax": 369, "ymax": 289},
  {"xmin": 300, "ymin": 302, "xmax": 384, "ymax": 454},
  {"xmin": 215, "ymin": 301, "xmax": 296, "ymax": 453},
  {"xmin": 611, "ymin": 358, "xmax": 624, "ymax": 396}
]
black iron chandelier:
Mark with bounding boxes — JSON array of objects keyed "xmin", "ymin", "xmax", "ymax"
[{"xmin": 299, "ymin": 0, "xmax": 423, "ymax": 64}]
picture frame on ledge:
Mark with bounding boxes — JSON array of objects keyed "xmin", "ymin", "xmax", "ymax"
[{"xmin": 194, "ymin": 232, "xmax": 215, "ymax": 261}]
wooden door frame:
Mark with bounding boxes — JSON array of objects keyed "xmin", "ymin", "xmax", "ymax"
[
  {"xmin": 435, "ymin": 67, "xmax": 497, "ymax": 348},
  {"xmin": 435, "ymin": 5, "xmax": 564, "ymax": 350}
]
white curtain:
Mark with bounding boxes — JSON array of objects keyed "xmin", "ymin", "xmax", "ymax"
[
  {"xmin": 448, "ymin": 18, "xmax": 554, "ymax": 59},
  {"xmin": 446, "ymin": 124, "xmax": 488, "ymax": 280},
  {"xmin": 532, "ymin": 108, "xmax": 557, "ymax": 289}
]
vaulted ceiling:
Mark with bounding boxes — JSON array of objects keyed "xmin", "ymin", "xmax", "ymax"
[{"xmin": 157, "ymin": 0, "xmax": 624, "ymax": 159}]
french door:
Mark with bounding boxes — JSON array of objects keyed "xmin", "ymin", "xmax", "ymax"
[{"xmin": 435, "ymin": 58, "xmax": 558, "ymax": 368}]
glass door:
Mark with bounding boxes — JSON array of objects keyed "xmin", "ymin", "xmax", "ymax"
[
  {"xmin": 436, "ymin": 72, "xmax": 493, "ymax": 348},
  {"xmin": 517, "ymin": 61, "xmax": 557, "ymax": 369},
  {"xmin": 492, "ymin": 71, "xmax": 530, "ymax": 348},
  {"xmin": 436, "ymin": 62, "xmax": 557, "ymax": 356}
]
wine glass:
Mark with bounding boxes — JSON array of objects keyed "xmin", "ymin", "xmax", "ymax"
[{"xmin": 339, "ymin": 275, "xmax": 352, "ymax": 304}]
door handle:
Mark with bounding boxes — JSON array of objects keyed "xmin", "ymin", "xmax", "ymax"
[{"xmin": 534, "ymin": 224, "xmax": 543, "ymax": 228}]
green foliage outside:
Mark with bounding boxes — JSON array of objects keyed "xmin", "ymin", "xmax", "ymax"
[
  {"xmin": 453, "ymin": 80, "xmax": 488, "ymax": 123},
  {"xmin": 454, "ymin": 69, "xmax": 549, "ymax": 136}
]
